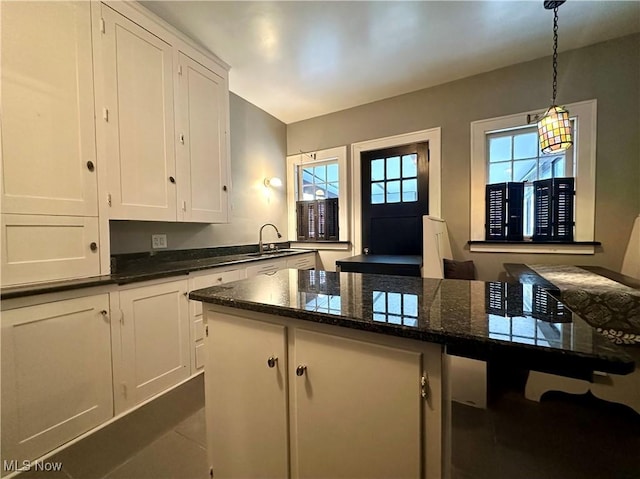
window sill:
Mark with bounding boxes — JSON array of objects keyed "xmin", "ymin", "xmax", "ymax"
[
  {"xmin": 290, "ymin": 241, "xmax": 351, "ymax": 251},
  {"xmin": 468, "ymin": 240, "xmax": 600, "ymax": 254}
]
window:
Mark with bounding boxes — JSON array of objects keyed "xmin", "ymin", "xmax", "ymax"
[
  {"xmin": 287, "ymin": 146, "xmax": 348, "ymax": 243},
  {"xmin": 370, "ymin": 153, "xmax": 419, "ymax": 204},
  {"xmin": 486, "ymin": 127, "xmax": 572, "ymax": 237},
  {"xmin": 470, "ymin": 99, "xmax": 597, "ymax": 253}
]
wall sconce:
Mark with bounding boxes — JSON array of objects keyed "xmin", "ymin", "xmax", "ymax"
[{"xmin": 264, "ymin": 177, "xmax": 283, "ymax": 188}]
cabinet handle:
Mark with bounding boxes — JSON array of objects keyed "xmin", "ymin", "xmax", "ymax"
[
  {"xmin": 267, "ymin": 356, "xmax": 278, "ymax": 368},
  {"xmin": 90, "ymin": 242, "xmax": 98, "ymax": 252},
  {"xmin": 296, "ymin": 365, "xmax": 307, "ymax": 376},
  {"xmin": 222, "ymin": 185, "xmax": 228, "ymax": 192},
  {"xmin": 86, "ymin": 160, "xmax": 95, "ymax": 172},
  {"xmin": 169, "ymin": 176, "xmax": 176, "ymax": 184}
]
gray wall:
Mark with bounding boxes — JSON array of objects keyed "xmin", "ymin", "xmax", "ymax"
[
  {"xmin": 287, "ymin": 34, "xmax": 640, "ymax": 281},
  {"xmin": 110, "ymin": 93, "xmax": 288, "ymax": 253}
]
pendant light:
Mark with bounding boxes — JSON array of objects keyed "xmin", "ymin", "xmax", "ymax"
[{"xmin": 538, "ymin": 0, "xmax": 573, "ymax": 153}]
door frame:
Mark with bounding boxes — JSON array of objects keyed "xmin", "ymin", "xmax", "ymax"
[{"xmin": 351, "ymin": 128, "xmax": 441, "ymax": 255}]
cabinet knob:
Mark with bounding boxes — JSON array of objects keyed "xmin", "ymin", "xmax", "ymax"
[
  {"xmin": 100, "ymin": 310, "xmax": 108, "ymax": 316},
  {"xmin": 267, "ymin": 356, "xmax": 278, "ymax": 368},
  {"xmin": 86, "ymin": 160, "xmax": 95, "ymax": 172},
  {"xmin": 296, "ymin": 365, "xmax": 307, "ymax": 376},
  {"xmin": 222, "ymin": 185, "xmax": 228, "ymax": 192},
  {"xmin": 169, "ymin": 176, "xmax": 176, "ymax": 184},
  {"xmin": 90, "ymin": 242, "xmax": 98, "ymax": 252}
]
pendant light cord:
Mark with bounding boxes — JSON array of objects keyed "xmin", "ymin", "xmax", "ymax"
[{"xmin": 552, "ymin": 6, "xmax": 559, "ymax": 105}]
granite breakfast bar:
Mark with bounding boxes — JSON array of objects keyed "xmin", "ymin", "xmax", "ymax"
[{"xmin": 190, "ymin": 269, "xmax": 635, "ymax": 479}]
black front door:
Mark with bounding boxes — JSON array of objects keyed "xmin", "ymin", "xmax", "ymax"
[{"xmin": 361, "ymin": 142, "xmax": 429, "ymax": 255}]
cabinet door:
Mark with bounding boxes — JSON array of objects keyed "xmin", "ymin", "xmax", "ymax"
[
  {"xmin": 1, "ymin": 294, "xmax": 113, "ymax": 464},
  {"xmin": 189, "ymin": 268, "xmax": 244, "ymax": 373},
  {"xmin": 101, "ymin": 5, "xmax": 177, "ymax": 221},
  {"xmin": 176, "ymin": 52, "xmax": 230, "ymax": 223},
  {"xmin": 1, "ymin": 214, "xmax": 100, "ymax": 286},
  {"xmin": 291, "ymin": 329, "xmax": 423, "ymax": 479},
  {"xmin": 1, "ymin": 1, "xmax": 97, "ymax": 217},
  {"xmin": 205, "ymin": 312, "xmax": 289, "ymax": 478},
  {"xmin": 119, "ymin": 280, "xmax": 189, "ymax": 408}
]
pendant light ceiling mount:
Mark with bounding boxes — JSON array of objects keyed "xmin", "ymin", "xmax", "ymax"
[{"xmin": 537, "ymin": 0, "xmax": 573, "ymax": 154}]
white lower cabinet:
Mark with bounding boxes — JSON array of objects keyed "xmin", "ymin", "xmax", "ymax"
[
  {"xmin": 245, "ymin": 258, "xmax": 288, "ymax": 277},
  {"xmin": 113, "ymin": 279, "xmax": 190, "ymax": 412},
  {"xmin": 1, "ymin": 294, "xmax": 113, "ymax": 465},
  {"xmin": 204, "ymin": 308, "xmax": 443, "ymax": 479},
  {"xmin": 188, "ymin": 268, "xmax": 245, "ymax": 373}
]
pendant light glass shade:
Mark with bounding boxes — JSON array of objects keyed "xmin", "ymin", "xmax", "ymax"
[{"xmin": 537, "ymin": 105, "xmax": 572, "ymax": 153}]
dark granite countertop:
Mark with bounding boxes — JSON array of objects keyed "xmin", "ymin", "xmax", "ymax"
[
  {"xmin": 1, "ymin": 247, "xmax": 314, "ymax": 300},
  {"xmin": 189, "ymin": 269, "xmax": 636, "ymax": 377}
]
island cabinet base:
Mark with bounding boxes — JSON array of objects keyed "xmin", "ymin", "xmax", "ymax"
[{"xmin": 203, "ymin": 305, "xmax": 448, "ymax": 479}]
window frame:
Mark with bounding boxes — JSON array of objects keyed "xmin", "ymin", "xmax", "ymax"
[
  {"xmin": 287, "ymin": 146, "xmax": 348, "ymax": 243},
  {"xmin": 470, "ymin": 99, "xmax": 597, "ymax": 253}
]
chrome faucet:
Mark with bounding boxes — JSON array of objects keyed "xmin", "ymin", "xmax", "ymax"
[{"xmin": 259, "ymin": 223, "xmax": 282, "ymax": 254}]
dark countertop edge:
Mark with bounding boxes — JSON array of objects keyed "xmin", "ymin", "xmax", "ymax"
[
  {"xmin": 189, "ymin": 294, "xmax": 636, "ymax": 376},
  {"xmin": 336, "ymin": 255, "xmax": 423, "ymax": 265},
  {"xmin": 469, "ymin": 240, "xmax": 601, "ymax": 245},
  {"xmin": 1, "ymin": 250, "xmax": 315, "ymax": 300}
]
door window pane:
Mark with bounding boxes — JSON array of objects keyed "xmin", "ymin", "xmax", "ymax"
[
  {"xmin": 386, "ymin": 180, "xmax": 401, "ymax": 203},
  {"xmin": 402, "ymin": 154, "xmax": 417, "ymax": 178},
  {"xmin": 371, "ymin": 182, "xmax": 385, "ymax": 204},
  {"xmin": 387, "ymin": 156, "xmax": 401, "ymax": 180},
  {"xmin": 371, "ymin": 159, "xmax": 385, "ymax": 181},
  {"xmin": 402, "ymin": 179, "xmax": 417, "ymax": 202}
]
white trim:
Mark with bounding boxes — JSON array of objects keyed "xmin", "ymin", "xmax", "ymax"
[
  {"xmin": 350, "ymin": 128, "xmax": 442, "ymax": 255},
  {"xmin": 470, "ymin": 99, "xmax": 597, "ymax": 247},
  {"xmin": 469, "ymin": 243, "xmax": 595, "ymax": 254},
  {"xmin": 286, "ymin": 146, "xmax": 348, "ymax": 242}
]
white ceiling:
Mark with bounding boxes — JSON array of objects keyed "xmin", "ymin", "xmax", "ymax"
[{"xmin": 142, "ymin": 1, "xmax": 640, "ymax": 124}]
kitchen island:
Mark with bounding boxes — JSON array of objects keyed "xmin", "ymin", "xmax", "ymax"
[{"xmin": 190, "ymin": 269, "xmax": 635, "ymax": 479}]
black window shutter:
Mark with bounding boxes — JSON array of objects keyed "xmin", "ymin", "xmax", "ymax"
[
  {"xmin": 552, "ymin": 178, "xmax": 575, "ymax": 241},
  {"xmin": 533, "ymin": 179, "xmax": 553, "ymax": 241},
  {"xmin": 296, "ymin": 198, "xmax": 339, "ymax": 241},
  {"xmin": 485, "ymin": 182, "xmax": 524, "ymax": 240},
  {"xmin": 485, "ymin": 184, "xmax": 507, "ymax": 240},
  {"xmin": 533, "ymin": 177, "xmax": 575, "ymax": 241},
  {"xmin": 325, "ymin": 198, "xmax": 339, "ymax": 240},
  {"xmin": 506, "ymin": 182, "xmax": 524, "ymax": 241}
]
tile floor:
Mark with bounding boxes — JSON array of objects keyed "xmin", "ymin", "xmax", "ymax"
[{"xmin": 16, "ymin": 369, "xmax": 640, "ymax": 479}]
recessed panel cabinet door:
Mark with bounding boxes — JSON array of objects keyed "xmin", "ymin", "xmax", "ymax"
[
  {"xmin": 176, "ymin": 52, "xmax": 229, "ymax": 223},
  {"xmin": 205, "ymin": 313, "xmax": 289, "ymax": 478},
  {"xmin": 118, "ymin": 280, "xmax": 190, "ymax": 410},
  {"xmin": 1, "ymin": 1, "xmax": 97, "ymax": 217},
  {"xmin": 101, "ymin": 5, "xmax": 177, "ymax": 221},
  {"xmin": 1, "ymin": 294, "xmax": 113, "ymax": 464},
  {"xmin": 291, "ymin": 329, "xmax": 423, "ymax": 479},
  {"xmin": 118, "ymin": 281, "xmax": 190, "ymax": 409}
]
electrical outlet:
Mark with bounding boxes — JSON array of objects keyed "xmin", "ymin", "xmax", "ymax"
[{"xmin": 152, "ymin": 234, "xmax": 167, "ymax": 249}]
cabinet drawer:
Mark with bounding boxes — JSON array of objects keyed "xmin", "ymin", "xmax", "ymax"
[
  {"xmin": 286, "ymin": 254, "xmax": 316, "ymax": 270},
  {"xmin": 194, "ymin": 317, "xmax": 205, "ymax": 342},
  {"xmin": 245, "ymin": 260, "xmax": 287, "ymax": 278},
  {"xmin": 190, "ymin": 269, "xmax": 243, "ymax": 316},
  {"xmin": 195, "ymin": 340, "xmax": 205, "ymax": 370},
  {"xmin": 1, "ymin": 214, "xmax": 100, "ymax": 286}
]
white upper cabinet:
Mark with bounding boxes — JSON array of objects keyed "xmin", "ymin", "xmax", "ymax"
[
  {"xmin": 1, "ymin": 1, "xmax": 97, "ymax": 217},
  {"xmin": 176, "ymin": 52, "xmax": 230, "ymax": 223},
  {"xmin": 100, "ymin": 5, "xmax": 177, "ymax": 221},
  {"xmin": 97, "ymin": 3, "xmax": 230, "ymax": 223}
]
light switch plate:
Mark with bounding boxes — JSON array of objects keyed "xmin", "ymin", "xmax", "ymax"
[{"xmin": 152, "ymin": 234, "xmax": 167, "ymax": 249}]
